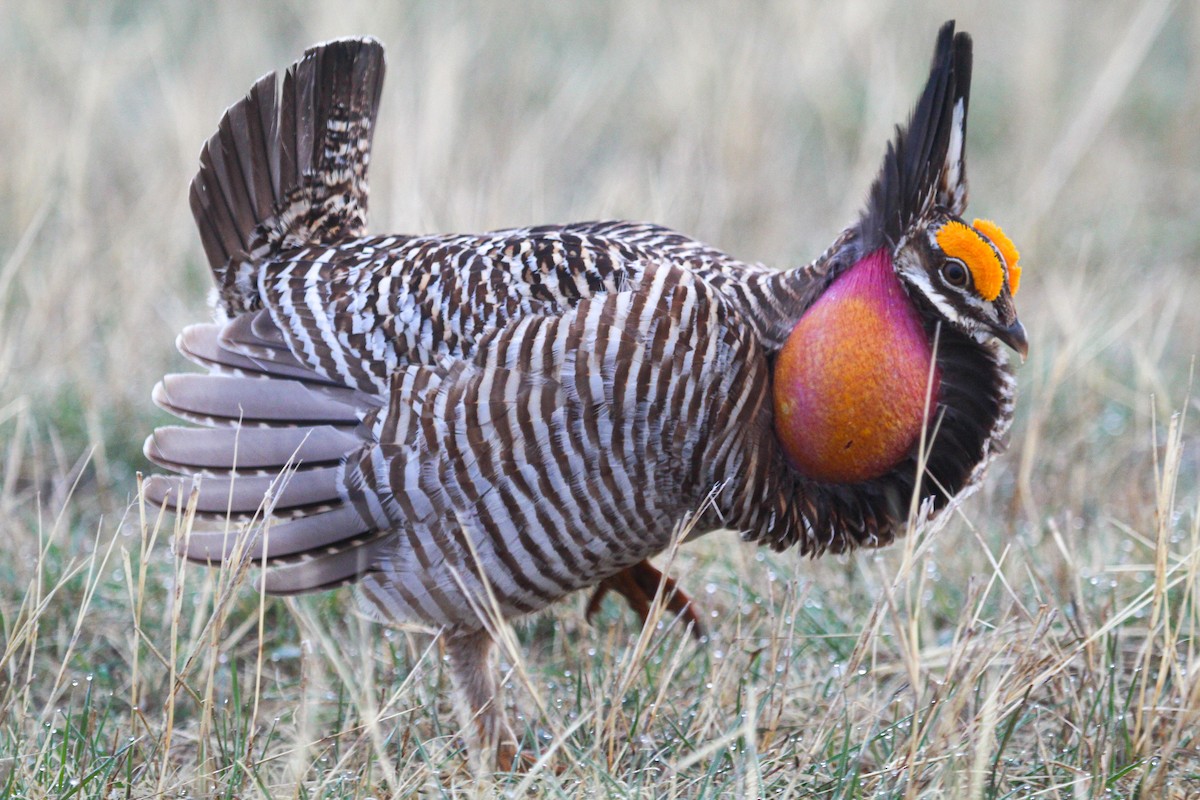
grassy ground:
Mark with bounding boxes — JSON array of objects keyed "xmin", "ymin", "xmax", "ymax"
[{"xmin": 2, "ymin": 0, "xmax": 1199, "ymax": 796}]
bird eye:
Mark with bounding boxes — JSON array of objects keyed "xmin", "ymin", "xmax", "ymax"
[{"xmin": 941, "ymin": 260, "xmax": 968, "ymax": 287}]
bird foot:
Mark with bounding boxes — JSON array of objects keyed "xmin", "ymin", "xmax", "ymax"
[
  {"xmin": 585, "ymin": 560, "xmax": 706, "ymax": 640},
  {"xmin": 495, "ymin": 740, "xmax": 527, "ymax": 773}
]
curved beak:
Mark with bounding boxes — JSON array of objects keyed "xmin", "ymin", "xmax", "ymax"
[{"xmin": 992, "ymin": 319, "xmax": 1029, "ymax": 361}]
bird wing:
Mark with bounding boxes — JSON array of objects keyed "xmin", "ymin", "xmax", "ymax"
[
  {"xmin": 248, "ymin": 220, "xmax": 766, "ymax": 397},
  {"xmin": 335, "ymin": 261, "xmax": 775, "ymax": 626}
]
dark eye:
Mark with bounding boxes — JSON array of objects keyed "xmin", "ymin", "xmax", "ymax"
[{"xmin": 941, "ymin": 260, "xmax": 968, "ymax": 287}]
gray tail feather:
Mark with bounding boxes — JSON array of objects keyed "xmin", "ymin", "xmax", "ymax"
[
  {"xmin": 189, "ymin": 38, "xmax": 386, "ymax": 314},
  {"xmin": 178, "ymin": 320, "xmax": 342, "ymax": 385},
  {"xmin": 144, "ymin": 319, "xmax": 389, "ymax": 594}
]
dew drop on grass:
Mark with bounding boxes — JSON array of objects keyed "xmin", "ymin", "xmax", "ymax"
[
  {"xmin": 271, "ymin": 645, "xmax": 302, "ymax": 661},
  {"xmin": 1100, "ymin": 407, "xmax": 1126, "ymax": 436}
]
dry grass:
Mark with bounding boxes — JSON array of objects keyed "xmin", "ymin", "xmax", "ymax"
[{"xmin": 2, "ymin": 0, "xmax": 1200, "ymax": 796}]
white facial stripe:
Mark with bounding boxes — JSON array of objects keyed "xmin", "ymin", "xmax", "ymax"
[
  {"xmin": 898, "ymin": 263, "xmax": 960, "ymax": 323},
  {"xmin": 959, "ymin": 292, "xmax": 989, "ymax": 316},
  {"xmin": 898, "ymin": 256, "xmax": 996, "ymax": 334}
]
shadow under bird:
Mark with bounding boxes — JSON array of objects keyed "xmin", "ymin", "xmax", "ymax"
[{"xmin": 144, "ymin": 21, "xmax": 1027, "ymax": 770}]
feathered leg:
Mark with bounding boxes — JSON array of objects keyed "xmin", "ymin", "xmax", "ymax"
[{"xmin": 443, "ymin": 627, "xmax": 521, "ymax": 772}]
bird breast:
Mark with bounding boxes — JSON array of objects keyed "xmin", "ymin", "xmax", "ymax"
[{"xmin": 773, "ymin": 249, "xmax": 940, "ymax": 484}]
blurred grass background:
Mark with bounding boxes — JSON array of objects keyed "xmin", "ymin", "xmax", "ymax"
[{"xmin": 1, "ymin": 0, "xmax": 1199, "ymax": 796}]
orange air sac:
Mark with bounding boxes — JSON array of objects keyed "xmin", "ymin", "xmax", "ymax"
[{"xmin": 774, "ymin": 249, "xmax": 940, "ymax": 484}]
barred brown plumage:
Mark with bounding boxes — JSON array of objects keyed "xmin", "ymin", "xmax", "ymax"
[{"xmin": 144, "ymin": 24, "xmax": 1027, "ymax": 770}]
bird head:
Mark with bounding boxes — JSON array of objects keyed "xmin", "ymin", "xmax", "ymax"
[
  {"xmin": 856, "ymin": 20, "xmax": 1028, "ymax": 361},
  {"xmin": 892, "ymin": 212, "xmax": 1027, "ymax": 358}
]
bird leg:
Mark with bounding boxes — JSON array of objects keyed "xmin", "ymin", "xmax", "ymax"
[
  {"xmin": 585, "ymin": 560, "xmax": 706, "ymax": 640},
  {"xmin": 442, "ymin": 627, "xmax": 521, "ymax": 772}
]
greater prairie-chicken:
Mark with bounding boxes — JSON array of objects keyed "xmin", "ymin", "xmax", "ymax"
[{"xmin": 145, "ymin": 22, "xmax": 1026, "ymax": 769}]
